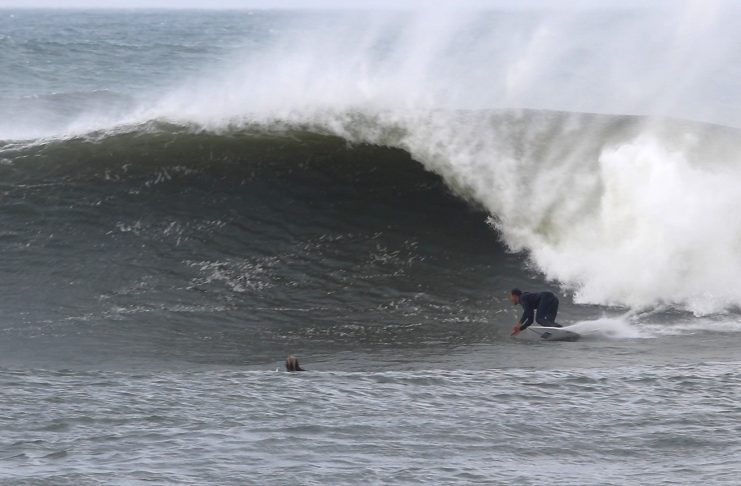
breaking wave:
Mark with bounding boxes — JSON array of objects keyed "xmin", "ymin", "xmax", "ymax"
[
  {"xmin": 3, "ymin": 108, "xmax": 741, "ymax": 315},
  {"xmin": 3, "ymin": 4, "xmax": 741, "ymax": 315}
]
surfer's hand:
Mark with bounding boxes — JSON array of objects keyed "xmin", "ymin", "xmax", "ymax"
[{"xmin": 511, "ymin": 324, "xmax": 521, "ymax": 336}]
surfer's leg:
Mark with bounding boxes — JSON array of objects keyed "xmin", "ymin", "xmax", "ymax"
[
  {"xmin": 536, "ymin": 296, "xmax": 561, "ymax": 327},
  {"xmin": 547, "ymin": 298, "xmax": 561, "ymax": 327}
]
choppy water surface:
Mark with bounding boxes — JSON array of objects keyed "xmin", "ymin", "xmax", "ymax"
[{"xmin": 2, "ymin": 364, "xmax": 740, "ymax": 485}]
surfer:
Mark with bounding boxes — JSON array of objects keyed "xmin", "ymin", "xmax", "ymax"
[
  {"xmin": 508, "ymin": 289, "xmax": 561, "ymax": 336},
  {"xmin": 285, "ymin": 355, "xmax": 305, "ymax": 372}
]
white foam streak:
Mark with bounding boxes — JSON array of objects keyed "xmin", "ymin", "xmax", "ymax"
[
  {"xmin": 564, "ymin": 314, "xmax": 741, "ymax": 339},
  {"xmin": 640, "ymin": 316, "xmax": 741, "ymax": 336},
  {"xmin": 566, "ymin": 317, "xmax": 647, "ymax": 340}
]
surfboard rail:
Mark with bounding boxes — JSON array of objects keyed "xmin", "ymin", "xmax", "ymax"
[{"xmin": 518, "ymin": 325, "xmax": 580, "ymax": 342}]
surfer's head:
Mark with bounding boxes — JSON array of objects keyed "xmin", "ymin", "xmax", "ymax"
[
  {"xmin": 285, "ymin": 355, "xmax": 305, "ymax": 372},
  {"xmin": 509, "ymin": 288, "xmax": 522, "ymax": 305}
]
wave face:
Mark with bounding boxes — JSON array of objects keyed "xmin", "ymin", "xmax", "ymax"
[
  {"xmin": 1, "ymin": 126, "xmax": 528, "ymax": 367},
  {"xmin": 2, "ymin": 5, "xmax": 741, "ymax": 355}
]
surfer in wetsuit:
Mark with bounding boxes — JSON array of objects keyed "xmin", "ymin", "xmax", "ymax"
[
  {"xmin": 508, "ymin": 289, "xmax": 561, "ymax": 336},
  {"xmin": 285, "ymin": 355, "xmax": 305, "ymax": 372}
]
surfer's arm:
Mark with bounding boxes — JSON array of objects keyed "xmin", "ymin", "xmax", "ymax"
[
  {"xmin": 511, "ymin": 306, "xmax": 534, "ymax": 336},
  {"xmin": 519, "ymin": 307, "xmax": 534, "ymax": 330}
]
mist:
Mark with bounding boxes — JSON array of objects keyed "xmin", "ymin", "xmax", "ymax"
[{"xmin": 136, "ymin": 0, "xmax": 741, "ymax": 128}]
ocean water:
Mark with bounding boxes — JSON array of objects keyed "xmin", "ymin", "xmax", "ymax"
[{"xmin": 1, "ymin": 6, "xmax": 741, "ymax": 485}]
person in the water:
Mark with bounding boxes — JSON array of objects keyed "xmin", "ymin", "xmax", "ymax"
[
  {"xmin": 508, "ymin": 289, "xmax": 562, "ymax": 336},
  {"xmin": 285, "ymin": 355, "xmax": 305, "ymax": 372}
]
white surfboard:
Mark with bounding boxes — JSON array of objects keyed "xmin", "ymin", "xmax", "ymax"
[{"xmin": 517, "ymin": 325, "xmax": 580, "ymax": 342}]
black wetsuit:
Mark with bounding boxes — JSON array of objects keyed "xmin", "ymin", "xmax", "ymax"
[{"xmin": 518, "ymin": 291, "xmax": 561, "ymax": 330}]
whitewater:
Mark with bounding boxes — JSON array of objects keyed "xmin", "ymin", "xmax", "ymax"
[{"xmin": 1, "ymin": 4, "xmax": 741, "ymax": 485}]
